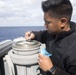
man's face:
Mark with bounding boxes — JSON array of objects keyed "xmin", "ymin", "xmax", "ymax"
[{"xmin": 44, "ymin": 12, "xmax": 62, "ymax": 34}]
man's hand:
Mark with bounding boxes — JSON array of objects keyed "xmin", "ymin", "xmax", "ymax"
[
  {"xmin": 38, "ymin": 53, "xmax": 53, "ymax": 72},
  {"xmin": 25, "ymin": 31, "xmax": 35, "ymax": 40}
]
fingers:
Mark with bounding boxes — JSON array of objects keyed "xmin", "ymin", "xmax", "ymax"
[
  {"xmin": 38, "ymin": 53, "xmax": 53, "ymax": 71},
  {"xmin": 25, "ymin": 31, "xmax": 31, "ymax": 40},
  {"xmin": 38, "ymin": 53, "xmax": 49, "ymax": 59},
  {"xmin": 38, "ymin": 53, "xmax": 45, "ymax": 59},
  {"xmin": 38, "ymin": 54, "xmax": 42, "ymax": 66},
  {"xmin": 25, "ymin": 31, "xmax": 35, "ymax": 40},
  {"xmin": 38, "ymin": 53, "xmax": 46, "ymax": 64},
  {"xmin": 38, "ymin": 53, "xmax": 50, "ymax": 65},
  {"xmin": 38, "ymin": 54, "xmax": 43, "ymax": 62}
]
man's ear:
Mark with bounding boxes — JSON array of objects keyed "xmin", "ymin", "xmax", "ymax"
[{"xmin": 60, "ymin": 17, "xmax": 67, "ymax": 28}]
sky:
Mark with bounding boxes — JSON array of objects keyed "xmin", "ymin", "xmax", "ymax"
[{"xmin": 0, "ymin": 0, "xmax": 76, "ymax": 27}]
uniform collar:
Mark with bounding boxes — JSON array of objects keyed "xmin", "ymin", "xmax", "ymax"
[{"xmin": 54, "ymin": 21, "xmax": 76, "ymax": 42}]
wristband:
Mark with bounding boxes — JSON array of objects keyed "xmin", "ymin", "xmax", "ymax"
[{"xmin": 49, "ymin": 66, "xmax": 56, "ymax": 75}]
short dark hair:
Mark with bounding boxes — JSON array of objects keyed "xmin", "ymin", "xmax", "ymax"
[{"xmin": 41, "ymin": 0, "xmax": 73, "ymax": 22}]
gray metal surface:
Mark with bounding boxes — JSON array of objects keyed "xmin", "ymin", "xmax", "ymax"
[
  {"xmin": 0, "ymin": 40, "xmax": 12, "ymax": 57},
  {"xmin": 3, "ymin": 38, "xmax": 42, "ymax": 75}
]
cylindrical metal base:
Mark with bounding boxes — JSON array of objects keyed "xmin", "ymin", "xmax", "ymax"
[{"xmin": 3, "ymin": 39, "xmax": 42, "ymax": 75}]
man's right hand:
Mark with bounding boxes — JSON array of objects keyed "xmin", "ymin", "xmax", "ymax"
[{"xmin": 25, "ymin": 31, "xmax": 35, "ymax": 40}]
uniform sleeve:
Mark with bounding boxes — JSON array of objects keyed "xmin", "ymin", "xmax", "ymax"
[
  {"xmin": 52, "ymin": 40, "xmax": 76, "ymax": 75},
  {"xmin": 32, "ymin": 30, "xmax": 47, "ymax": 43}
]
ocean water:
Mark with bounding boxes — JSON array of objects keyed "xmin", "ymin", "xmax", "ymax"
[{"xmin": 0, "ymin": 26, "xmax": 45, "ymax": 42}]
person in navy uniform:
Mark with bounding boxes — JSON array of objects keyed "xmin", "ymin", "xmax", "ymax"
[{"xmin": 25, "ymin": 0, "xmax": 76, "ymax": 75}]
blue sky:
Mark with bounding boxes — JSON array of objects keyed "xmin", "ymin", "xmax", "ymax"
[{"xmin": 0, "ymin": 0, "xmax": 76, "ymax": 27}]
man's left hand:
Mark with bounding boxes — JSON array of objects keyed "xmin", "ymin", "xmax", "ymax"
[{"xmin": 38, "ymin": 53, "xmax": 53, "ymax": 71}]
